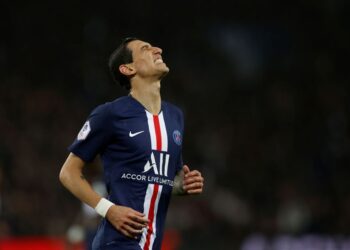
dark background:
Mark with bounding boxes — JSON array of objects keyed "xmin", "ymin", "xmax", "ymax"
[{"xmin": 1, "ymin": 0, "xmax": 350, "ymax": 249}]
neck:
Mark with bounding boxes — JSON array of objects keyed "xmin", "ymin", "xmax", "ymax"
[{"xmin": 129, "ymin": 80, "xmax": 162, "ymax": 115}]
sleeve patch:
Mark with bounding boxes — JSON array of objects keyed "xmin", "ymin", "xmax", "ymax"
[{"xmin": 77, "ymin": 121, "xmax": 91, "ymax": 140}]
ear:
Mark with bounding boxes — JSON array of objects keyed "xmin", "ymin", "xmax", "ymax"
[{"xmin": 119, "ymin": 64, "xmax": 135, "ymax": 76}]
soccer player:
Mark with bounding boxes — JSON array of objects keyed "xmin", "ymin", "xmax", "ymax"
[{"xmin": 59, "ymin": 37, "xmax": 204, "ymax": 250}]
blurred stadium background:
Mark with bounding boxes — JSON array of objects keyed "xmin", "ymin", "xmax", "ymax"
[{"xmin": 1, "ymin": 1, "xmax": 350, "ymax": 249}]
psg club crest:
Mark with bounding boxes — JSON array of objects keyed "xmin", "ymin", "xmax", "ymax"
[{"xmin": 172, "ymin": 130, "xmax": 182, "ymax": 146}]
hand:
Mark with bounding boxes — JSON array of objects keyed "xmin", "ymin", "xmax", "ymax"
[
  {"xmin": 182, "ymin": 165, "xmax": 204, "ymax": 194},
  {"xmin": 106, "ymin": 205, "xmax": 149, "ymax": 239}
]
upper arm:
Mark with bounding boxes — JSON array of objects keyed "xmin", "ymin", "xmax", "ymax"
[
  {"xmin": 59, "ymin": 153, "xmax": 86, "ymax": 181},
  {"xmin": 68, "ymin": 103, "xmax": 113, "ymax": 163}
]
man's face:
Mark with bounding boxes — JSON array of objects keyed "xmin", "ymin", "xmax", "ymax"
[{"xmin": 127, "ymin": 40, "xmax": 169, "ymax": 79}]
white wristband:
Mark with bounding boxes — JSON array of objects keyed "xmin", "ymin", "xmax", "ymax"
[{"xmin": 95, "ymin": 198, "xmax": 114, "ymax": 217}]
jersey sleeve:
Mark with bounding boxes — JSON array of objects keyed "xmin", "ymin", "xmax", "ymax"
[{"xmin": 68, "ymin": 103, "xmax": 112, "ymax": 163}]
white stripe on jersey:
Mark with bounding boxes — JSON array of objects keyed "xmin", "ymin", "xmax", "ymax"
[
  {"xmin": 149, "ymin": 185, "xmax": 163, "ymax": 250},
  {"xmin": 141, "ymin": 109, "xmax": 167, "ymax": 249},
  {"xmin": 139, "ymin": 184, "xmax": 163, "ymax": 250},
  {"xmin": 145, "ymin": 111, "xmax": 168, "ymax": 152},
  {"xmin": 139, "ymin": 184, "xmax": 154, "ymax": 249},
  {"xmin": 146, "ymin": 111, "xmax": 157, "ymax": 150},
  {"xmin": 158, "ymin": 112, "xmax": 168, "ymax": 152}
]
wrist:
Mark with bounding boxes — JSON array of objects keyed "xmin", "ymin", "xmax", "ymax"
[
  {"xmin": 173, "ymin": 174, "xmax": 187, "ymax": 195},
  {"xmin": 95, "ymin": 198, "xmax": 114, "ymax": 217},
  {"xmin": 172, "ymin": 185, "xmax": 187, "ymax": 195}
]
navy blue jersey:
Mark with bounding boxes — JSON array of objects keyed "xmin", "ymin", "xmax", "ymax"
[{"xmin": 68, "ymin": 96, "xmax": 184, "ymax": 250}]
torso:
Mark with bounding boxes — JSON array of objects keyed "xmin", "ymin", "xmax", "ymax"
[{"xmin": 69, "ymin": 96, "xmax": 184, "ymax": 250}]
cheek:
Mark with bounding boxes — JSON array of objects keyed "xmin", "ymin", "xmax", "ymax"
[{"xmin": 135, "ymin": 60, "xmax": 152, "ymax": 74}]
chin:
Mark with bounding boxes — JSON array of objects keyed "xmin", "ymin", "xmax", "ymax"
[
  {"xmin": 159, "ymin": 67, "xmax": 169, "ymax": 79},
  {"xmin": 160, "ymin": 64, "xmax": 170, "ymax": 72}
]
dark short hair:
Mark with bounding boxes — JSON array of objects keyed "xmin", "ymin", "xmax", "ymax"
[{"xmin": 108, "ymin": 37, "xmax": 139, "ymax": 90}]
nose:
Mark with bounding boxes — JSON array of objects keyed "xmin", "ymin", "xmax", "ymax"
[{"xmin": 153, "ymin": 46, "xmax": 162, "ymax": 54}]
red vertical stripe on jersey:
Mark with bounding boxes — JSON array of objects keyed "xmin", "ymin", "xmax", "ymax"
[
  {"xmin": 144, "ymin": 184, "xmax": 160, "ymax": 250},
  {"xmin": 153, "ymin": 115, "xmax": 162, "ymax": 151}
]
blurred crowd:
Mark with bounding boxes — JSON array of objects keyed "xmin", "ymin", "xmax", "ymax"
[{"xmin": 1, "ymin": 1, "xmax": 350, "ymax": 249}]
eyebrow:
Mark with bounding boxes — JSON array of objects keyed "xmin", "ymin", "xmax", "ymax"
[{"xmin": 140, "ymin": 43, "xmax": 151, "ymax": 50}]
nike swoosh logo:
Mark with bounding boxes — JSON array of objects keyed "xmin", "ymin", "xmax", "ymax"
[{"xmin": 129, "ymin": 131, "xmax": 144, "ymax": 137}]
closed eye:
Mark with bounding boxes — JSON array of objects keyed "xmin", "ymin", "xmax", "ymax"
[{"xmin": 140, "ymin": 44, "xmax": 152, "ymax": 51}]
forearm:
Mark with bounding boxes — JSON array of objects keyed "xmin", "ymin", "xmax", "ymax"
[
  {"xmin": 59, "ymin": 153, "xmax": 102, "ymax": 208},
  {"xmin": 60, "ymin": 154, "xmax": 149, "ymax": 238}
]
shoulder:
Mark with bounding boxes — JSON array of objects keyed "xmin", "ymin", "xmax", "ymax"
[
  {"xmin": 109, "ymin": 95, "xmax": 132, "ymax": 108},
  {"xmin": 90, "ymin": 96, "xmax": 131, "ymax": 117}
]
